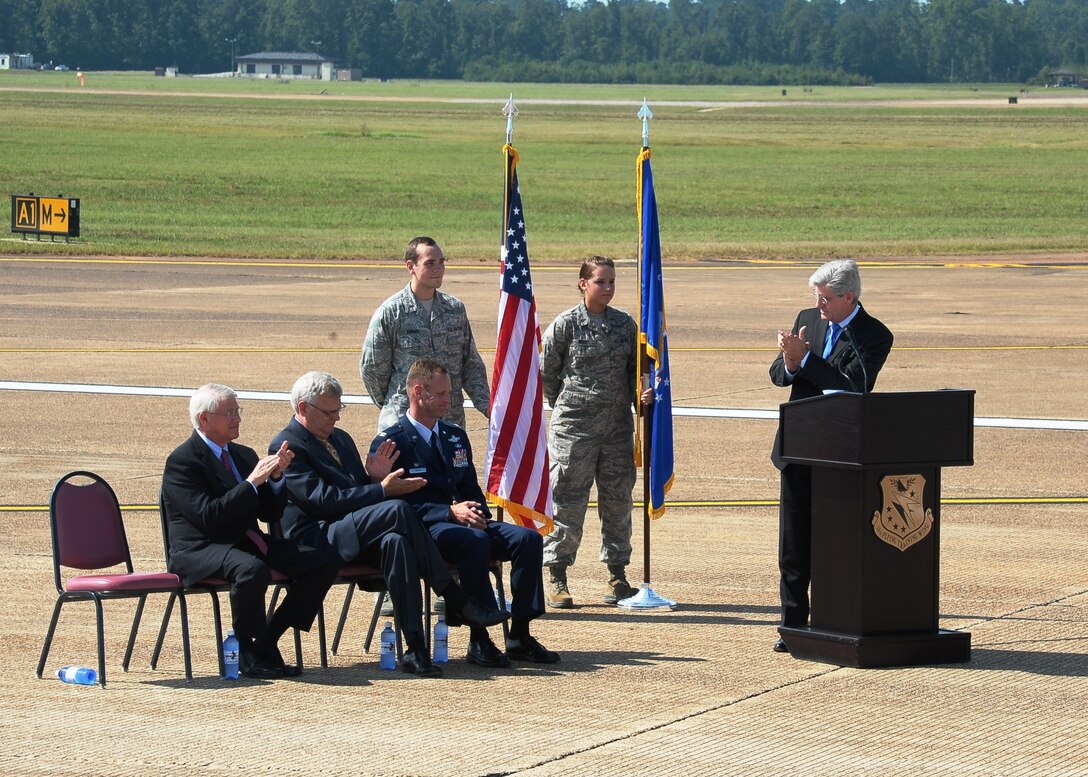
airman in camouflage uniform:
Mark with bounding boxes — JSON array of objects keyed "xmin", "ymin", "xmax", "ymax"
[
  {"xmin": 541, "ymin": 256, "xmax": 648, "ymax": 608},
  {"xmin": 360, "ymin": 237, "xmax": 491, "ymax": 432}
]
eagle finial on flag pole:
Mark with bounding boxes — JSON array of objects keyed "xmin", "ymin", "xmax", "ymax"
[
  {"xmin": 503, "ymin": 94, "xmax": 518, "ymax": 145},
  {"xmin": 638, "ymin": 97, "xmax": 653, "ymax": 149}
]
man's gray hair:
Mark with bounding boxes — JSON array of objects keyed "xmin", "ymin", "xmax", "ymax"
[
  {"xmin": 189, "ymin": 383, "xmax": 236, "ymax": 430},
  {"xmin": 291, "ymin": 371, "xmax": 343, "ymax": 409},
  {"xmin": 809, "ymin": 259, "xmax": 862, "ymax": 298}
]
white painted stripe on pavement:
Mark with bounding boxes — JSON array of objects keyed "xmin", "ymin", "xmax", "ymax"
[
  {"xmin": 0, "ymin": 380, "xmax": 370, "ymax": 404},
  {"xmin": 1, "ymin": 380, "xmax": 1085, "ymax": 431}
]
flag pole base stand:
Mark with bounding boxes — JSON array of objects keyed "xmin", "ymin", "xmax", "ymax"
[{"xmin": 617, "ymin": 582, "xmax": 677, "ymax": 611}]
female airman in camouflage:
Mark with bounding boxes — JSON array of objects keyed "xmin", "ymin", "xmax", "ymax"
[{"xmin": 541, "ymin": 256, "xmax": 651, "ymax": 608}]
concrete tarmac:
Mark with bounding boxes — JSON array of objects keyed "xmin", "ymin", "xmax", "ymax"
[{"xmin": 0, "ymin": 255, "xmax": 1085, "ymax": 775}]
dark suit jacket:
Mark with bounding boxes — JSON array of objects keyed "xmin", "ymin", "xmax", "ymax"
[
  {"xmin": 162, "ymin": 431, "xmax": 285, "ymax": 587},
  {"xmin": 769, "ymin": 304, "xmax": 894, "ymax": 468},
  {"xmin": 372, "ymin": 415, "xmax": 489, "ymax": 526},
  {"xmin": 270, "ymin": 418, "xmax": 385, "ymax": 562}
]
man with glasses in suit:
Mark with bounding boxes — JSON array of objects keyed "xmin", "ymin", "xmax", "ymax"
[
  {"xmin": 163, "ymin": 383, "xmax": 340, "ymax": 678},
  {"xmin": 270, "ymin": 371, "xmax": 509, "ymax": 677},
  {"xmin": 769, "ymin": 259, "xmax": 894, "ymax": 653}
]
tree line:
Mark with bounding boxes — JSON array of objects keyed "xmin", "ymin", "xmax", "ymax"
[{"xmin": 4, "ymin": 0, "xmax": 1088, "ymax": 85}]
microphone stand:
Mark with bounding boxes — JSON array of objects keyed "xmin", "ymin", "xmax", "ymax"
[{"xmin": 842, "ymin": 326, "xmax": 868, "ymax": 394}]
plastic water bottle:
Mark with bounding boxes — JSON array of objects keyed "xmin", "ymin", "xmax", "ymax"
[
  {"xmin": 222, "ymin": 629, "xmax": 240, "ymax": 680},
  {"xmin": 55, "ymin": 666, "xmax": 97, "ymax": 685},
  {"xmin": 433, "ymin": 616, "xmax": 448, "ymax": 663},
  {"xmin": 379, "ymin": 622, "xmax": 396, "ymax": 670}
]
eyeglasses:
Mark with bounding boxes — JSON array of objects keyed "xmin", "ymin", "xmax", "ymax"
[
  {"xmin": 306, "ymin": 401, "xmax": 347, "ymax": 419},
  {"xmin": 812, "ymin": 291, "xmax": 842, "ymax": 306},
  {"xmin": 208, "ymin": 408, "xmax": 242, "ymax": 419}
]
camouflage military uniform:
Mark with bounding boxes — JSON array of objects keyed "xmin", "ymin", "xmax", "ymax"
[
  {"xmin": 360, "ymin": 284, "xmax": 490, "ymax": 431},
  {"xmin": 541, "ymin": 302, "xmax": 638, "ymax": 569}
]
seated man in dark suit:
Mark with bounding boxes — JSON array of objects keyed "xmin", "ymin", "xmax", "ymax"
[
  {"xmin": 769, "ymin": 259, "xmax": 894, "ymax": 653},
  {"xmin": 162, "ymin": 383, "xmax": 340, "ymax": 678},
  {"xmin": 373, "ymin": 358, "xmax": 560, "ymax": 667},
  {"xmin": 270, "ymin": 371, "xmax": 509, "ymax": 678}
]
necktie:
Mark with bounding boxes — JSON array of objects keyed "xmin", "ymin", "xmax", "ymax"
[
  {"xmin": 220, "ymin": 447, "xmax": 269, "ymax": 555},
  {"xmin": 322, "ymin": 438, "xmax": 342, "ymax": 467},
  {"xmin": 430, "ymin": 432, "xmax": 445, "ymax": 472},
  {"xmin": 822, "ymin": 322, "xmax": 841, "ymax": 359},
  {"xmin": 219, "ymin": 447, "xmax": 235, "ymax": 478}
]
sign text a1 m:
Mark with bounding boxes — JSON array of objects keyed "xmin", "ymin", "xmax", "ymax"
[{"xmin": 11, "ymin": 195, "xmax": 81, "ymax": 239}]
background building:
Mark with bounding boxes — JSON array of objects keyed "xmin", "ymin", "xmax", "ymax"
[
  {"xmin": 0, "ymin": 53, "xmax": 36, "ymax": 69},
  {"xmin": 234, "ymin": 52, "xmax": 331, "ymax": 80}
]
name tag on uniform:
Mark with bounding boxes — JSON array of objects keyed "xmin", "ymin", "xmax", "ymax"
[
  {"xmin": 409, "ymin": 467, "xmax": 428, "ymax": 475},
  {"xmin": 452, "ymin": 448, "xmax": 469, "ymax": 468}
]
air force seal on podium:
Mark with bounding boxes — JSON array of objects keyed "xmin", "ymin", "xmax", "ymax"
[{"xmin": 872, "ymin": 474, "xmax": 934, "ymax": 551}]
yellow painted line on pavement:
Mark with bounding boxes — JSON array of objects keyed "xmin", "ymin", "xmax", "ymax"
[
  {"xmin": 4, "ymin": 344, "xmax": 1086, "ymax": 355},
  {"xmin": 942, "ymin": 496, "xmax": 1088, "ymax": 505},
  {"xmin": 2, "ymin": 505, "xmax": 158, "ymax": 512},
  {"xmin": 632, "ymin": 497, "xmax": 1088, "ymax": 508},
  {"xmin": 669, "ymin": 345, "xmax": 1088, "ymax": 352},
  {"xmin": 3, "ymin": 255, "xmax": 1087, "ymax": 271},
  {"xmin": 0, "ymin": 255, "xmax": 504, "ymax": 270},
  {"xmin": 893, "ymin": 344, "xmax": 1088, "ymax": 351},
  {"xmin": 0, "ymin": 256, "xmax": 348, "ymax": 268},
  {"xmin": 3, "ymin": 496, "xmax": 1086, "ymax": 512},
  {"xmin": 0, "ymin": 348, "xmax": 361, "ymax": 354}
]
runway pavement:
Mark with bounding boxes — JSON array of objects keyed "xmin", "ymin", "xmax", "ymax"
[{"xmin": 0, "ymin": 255, "xmax": 1085, "ymax": 775}]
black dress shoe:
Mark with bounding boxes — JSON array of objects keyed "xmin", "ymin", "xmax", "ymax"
[
  {"xmin": 505, "ymin": 635, "xmax": 560, "ymax": 664},
  {"xmin": 773, "ymin": 638, "xmax": 789, "ymax": 654},
  {"xmin": 453, "ymin": 600, "xmax": 511, "ymax": 630},
  {"xmin": 466, "ymin": 638, "xmax": 511, "ymax": 668},
  {"xmin": 239, "ymin": 650, "xmax": 280, "ymax": 679},
  {"xmin": 262, "ymin": 643, "xmax": 303, "ymax": 677},
  {"xmin": 400, "ymin": 648, "xmax": 443, "ymax": 677}
]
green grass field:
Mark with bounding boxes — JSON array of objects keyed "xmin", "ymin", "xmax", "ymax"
[{"xmin": 3, "ymin": 72, "xmax": 1087, "ymax": 262}]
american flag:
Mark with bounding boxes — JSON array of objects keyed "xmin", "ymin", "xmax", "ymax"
[{"xmin": 484, "ymin": 144, "xmax": 554, "ymax": 534}]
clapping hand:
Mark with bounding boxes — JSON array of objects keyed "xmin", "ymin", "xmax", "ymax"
[
  {"xmin": 365, "ymin": 438, "xmax": 401, "ymax": 481},
  {"xmin": 778, "ymin": 325, "xmax": 809, "ymax": 372},
  {"xmin": 249, "ymin": 441, "xmax": 293, "ymax": 485}
]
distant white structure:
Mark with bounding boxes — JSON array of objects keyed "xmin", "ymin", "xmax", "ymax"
[
  {"xmin": 234, "ymin": 51, "xmax": 330, "ymax": 80},
  {"xmin": 0, "ymin": 53, "xmax": 35, "ymax": 70}
]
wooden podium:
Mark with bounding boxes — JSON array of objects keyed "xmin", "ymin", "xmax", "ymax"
[{"xmin": 777, "ymin": 390, "xmax": 974, "ymax": 667}]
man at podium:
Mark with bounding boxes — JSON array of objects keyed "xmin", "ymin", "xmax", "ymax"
[{"xmin": 769, "ymin": 259, "xmax": 894, "ymax": 653}]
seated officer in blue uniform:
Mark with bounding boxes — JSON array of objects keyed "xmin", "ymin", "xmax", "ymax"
[{"xmin": 372, "ymin": 358, "xmax": 560, "ymax": 667}]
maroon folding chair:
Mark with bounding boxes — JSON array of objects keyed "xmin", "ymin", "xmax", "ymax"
[
  {"xmin": 329, "ymin": 571, "xmax": 397, "ymax": 657},
  {"xmin": 265, "ymin": 520, "xmax": 391, "ymax": 666},
  {"xmin": 36, "ymin": 472, "xmax": 192, "ymax": 687},
  {"xmin": 153, "ymin": 489, "xmax": 306, "ymax": 675},
  {"xmin": 151, "ymin": 489, "xmax": 228, "ymax": 676}
]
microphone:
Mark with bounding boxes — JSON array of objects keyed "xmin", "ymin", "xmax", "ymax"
[{"xmin": 841, "ymin": 325, "xmax": 868, "ymax": 393}]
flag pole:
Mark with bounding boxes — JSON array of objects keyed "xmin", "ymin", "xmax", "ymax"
[
  {"xmin": 620, "ymin": 98, "xmax": 676, "ymax": 611},
  {"xmin": 494, "ymin": 94, "xmax": 517, "ymax": 535},
  {"xmin": 638, "ymin": 97, "xmax": 653, "ymax": 587},
  {"xmin": 641, "ymin": 372, "xmax": 652, "ymax": 584},
  {"xmin": 488, "ymin": 92, "xmax": 554, "ymax": 542}
]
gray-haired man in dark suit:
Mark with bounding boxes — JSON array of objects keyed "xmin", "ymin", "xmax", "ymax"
[{"xmin": 770, "ymin": 259, "xmax": 894, "ymax": 653}]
